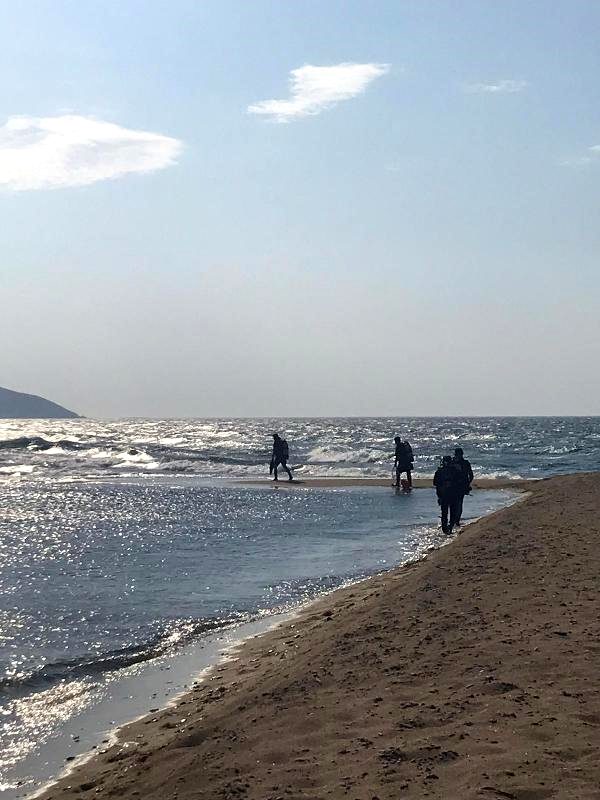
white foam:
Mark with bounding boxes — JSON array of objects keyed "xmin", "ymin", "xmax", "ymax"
[
  {"xmin": 115, "ymin": 450, "xmax": 155, "ymax": 464},
  {"xmin": 89, "ymin": 449, "xmax": 113, "ymax": 459},
  {"xmin": 0, "ymin": 464, "xmax": 35, "ymax": 474},
  {"xmin": 158, "ymin": 437, "xmax": 186, "ymax": 446}
]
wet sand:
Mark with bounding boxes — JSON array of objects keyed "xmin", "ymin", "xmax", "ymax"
[{"xmin": 38, "ymin": 473, "xmax": 600, "ymax": 800}]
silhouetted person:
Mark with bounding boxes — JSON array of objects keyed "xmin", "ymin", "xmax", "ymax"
[
  {"xmin": 453, "ymin": 447, "xmax": 474, "ymax": 525},
  {"xmin": 270, "ymin": 433, "xmax": 292, "ymax": 482},
  {"xmin": 393, "ymin": 436, "xmax": 414, "ymax": 490},
  {"xmin": 433, "ymin": 455, "xmax": 463, "ymax": 534}
]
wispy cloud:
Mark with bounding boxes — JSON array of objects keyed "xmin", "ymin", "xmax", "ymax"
[
  {"xmin": 559, "ymin": 145, "xmax": 600, "ymax": 168},
  {"xmin": 248, "ymin": 62, "xmax": 390, "ymax": 122},
  {"xmin": 463, "ymin": 79, "xmax": 528, "ymax": 94},
  {"xmin": 0, "ymin": 115, "xmax": 183, "ymax": 191}
]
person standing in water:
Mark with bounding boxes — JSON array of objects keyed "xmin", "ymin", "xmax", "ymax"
[
  {"xmin": 393, "ymin": 436, "xmax": 414, "ymax": 490},
  {"xmin": 270, "ymin": 433, "xmax": 293, "ymax": 482},
  {"xmin": 433, "ymin": 455, "xmax": 463, "ymax": 534},
  {"xmin": 452, "ymin": 447, "xmax": 474, "ymax": 525}
]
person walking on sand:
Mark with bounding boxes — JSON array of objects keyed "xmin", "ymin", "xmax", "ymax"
[
  {"xmin": 270, "ymin": 433, "xmax": 293, "ymax": 482},
  {"xmin": 393, "ymin": 436, "xmax": 414, "ymax": 490},
  {"xmin": 433, "ymin": 455, "xmax": 463, "ymax": 534},
  {"xmin": 453, "ymin": 447, "xmax": 474, "ymax": 526}
]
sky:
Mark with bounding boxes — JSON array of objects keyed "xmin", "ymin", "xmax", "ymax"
[{"xmin": 1, "ymin": 0, "xmax": 599, "ymax": 417}]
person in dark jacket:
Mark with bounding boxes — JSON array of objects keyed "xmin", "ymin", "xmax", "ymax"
[
  {"xmin": 393, "ymin": 436, "xmax": 414, "ymax": 489},
  {"xmin": 452, "ymin": 447, "xmax": 473, "ymax": 525},
  {"xmin": 433, "ymin": 455, "xmax": 463, "ymax": 534},
  {"xmin": 270, "ymin": 433, "xmax": 292, "ymax": 482},
  {"xmin": 453, "ymin": 447, "xmax": 474, "ymax": 525}
]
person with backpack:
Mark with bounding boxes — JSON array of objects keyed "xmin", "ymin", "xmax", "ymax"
[
  {"xmin": 270, "ymin": 433, "xmax": 293, "ymax": 482},
  {"xmin": 393, "ymin": 436, "xmax": 414, "ymax": 490},
  {"xmin": 452, "ymin": 447, "xmax": 474, "ymax": 525},
  {"xmin": 433, "ymin": 455, "xmax": 464, "ymax": 534}
]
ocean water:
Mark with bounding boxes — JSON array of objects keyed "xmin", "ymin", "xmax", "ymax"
[
  {"xmin": 0, "ymin": 416, "xmax": 597, "ymax": 796},
  {"xmin": 0, "ymin": 416, "xmax": 597, "ymax": 483}
]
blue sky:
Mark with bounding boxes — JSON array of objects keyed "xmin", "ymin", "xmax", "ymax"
[{"xmin": 1, "ymin": 1, "xmax": 599, "ymax": 416}]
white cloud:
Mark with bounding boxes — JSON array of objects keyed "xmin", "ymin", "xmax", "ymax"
[
  {"xmin": 248, "ymin": 62, "xmax": 390, "ymax": 122},
  {"xmin": 463, "ymin": 79, "xmax": 528, "ymax": 94},
  {"xmin": 0, "ymin": 115, "xmax": 183, "ymax": 191}
]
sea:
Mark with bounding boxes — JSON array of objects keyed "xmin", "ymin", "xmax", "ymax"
[{"xmin": 0, "ymin": 416, "xmax": 598, "ymax": 797}]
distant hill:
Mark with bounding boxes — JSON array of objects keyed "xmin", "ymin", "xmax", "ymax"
[{"xmin": 0, "ymin": 386, "xmax": 79, "ymax": 419}]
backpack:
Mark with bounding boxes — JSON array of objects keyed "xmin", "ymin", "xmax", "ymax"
[
  {"xmin": 281, "ymin": 439, "xmax": 289, "ymax": 460},
  {"xmin": 436, "ymin": 465, "xmax": 459, "ymax": 495},
  {"xmin": 396, "ymin": 441, "xmax": 413, "ymax": 464}
]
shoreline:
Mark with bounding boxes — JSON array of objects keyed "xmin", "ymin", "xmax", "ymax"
[
  {"xmin": 6, "ymin": 616, "xmax": 295, "ymax": 800},
  {"xmin": 23, "ymin": 614, "xmax": 296, "ymax": 800},
  {"xmin": 32, "ymin": 474, "xmax": 600, "ymax": 799}
]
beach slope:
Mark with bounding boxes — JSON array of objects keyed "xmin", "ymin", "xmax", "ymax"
[{"xmin": 40, "ymin": 473, "xmax": 600, "ymax": 800}]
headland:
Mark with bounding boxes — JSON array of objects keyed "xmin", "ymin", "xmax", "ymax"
[{"xmin": 0, "ymin": 386, "xmax": 78, "ymax": 419}]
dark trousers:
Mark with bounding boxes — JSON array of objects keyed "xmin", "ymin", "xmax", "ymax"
[
  {"xmin": 272, "ymin": 459, "xmax": 292, "ymax": 481},
  {"xmin": 440, "ymin": 493, "xmax": 460, "ymax": 533}
]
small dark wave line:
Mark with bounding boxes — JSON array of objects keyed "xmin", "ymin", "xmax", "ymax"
[
  {"xmin": 151, "ymin": 449, "xmax": 270, "ymax": 467},
  {"xmin": 0, "ymin": 436, "xmax": 87, "ymax": 452},
  {"xmin": 0, "ymin": 613, "xmax": 248, "ymax": 695}
]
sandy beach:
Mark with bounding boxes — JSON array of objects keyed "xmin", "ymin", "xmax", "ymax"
[{"xmin": 38, "ymin": 473, "xmax": 600, "ymax": 800}]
